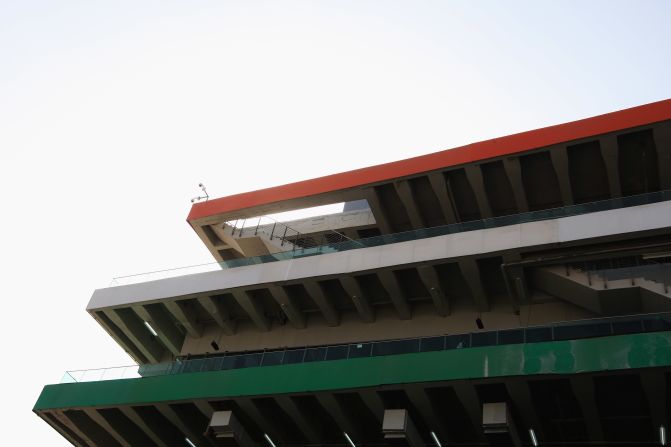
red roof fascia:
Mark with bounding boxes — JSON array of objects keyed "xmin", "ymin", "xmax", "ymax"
[{"xmin": 188, "ymin": 98, "xmax": 671, "ymax": 222}]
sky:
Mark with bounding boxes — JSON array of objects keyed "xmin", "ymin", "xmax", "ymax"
[{"xmin": 1, "ymin": 0, "xmax": 670, "ymax": 444}]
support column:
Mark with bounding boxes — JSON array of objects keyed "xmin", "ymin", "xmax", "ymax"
[
  {"xmin": 550, "ymin": 146, "xmax": 574, "ymax": 206},
  {"xmin": 275, "ymin": 396, "xmax": 321, "ymax": 445},
  {"xmin": 232, "ymin": 290, "xmax": 270, "ymax": 331},
  {"xmin": 427, "ymin": 172, "xmax": 458, "ymax": 224},
  {"xmin": 164, "ymin": 300, "xmax": 203, "ymax": 338},
  {"xmin": 197, "ymin": 296, "xmax": 236, "ymax": 335},
  {"xmin": 600, "ymin": 135, "xmax": 622, "ymax": 197},
  {"xmin": 106, "ymin": 308, "xmax": 165, "ymax": 363},
  {"xmin": 364, "ymin": 188, "xmax": 393, "ymax": 234},
  {"xmin": 133, "ymin": 304, "xmax": 183, "ymax": 356},
  {"xmin": 395, "ymin": 179, "xmax": 426, "ymax": 229},
  {"xmin": 503, "ymin": 158, "xmax": 529, "ymax": 212},
  {"xmin": 377, "ymin": 270, "xmax": 412, "ymax": 320},
  {"xmin": 268, "ymin": 285, "xmax": 306, "ymax": 329},
  {"xmin": 654, "ymin": 123, "xmax": 671, "ymax": 189},
  {"xmin": 304, "ymin": 281, "xmax": 340, "ymax": 326},
  {"xmin": 570, "ymin": 376, "xmax": 604, "ymax": 442},
  {"xmin": 416, "ymin": 265, "xmax": 450, "ymax": 316},
  {"xmin": 340, "ymin": 276, "xmax": 375, "ymax": 323},
  {"xmin": 459, "ymin": 259, "xmax": 490, "ymax": 312},
  {"xmin": 464, "ymin": 165, "xmax": 493, "ymax": 218}
]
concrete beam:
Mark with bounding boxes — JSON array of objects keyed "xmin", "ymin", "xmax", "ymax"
[
  {"xmin": 358, "ymin": 390, "xmax": 385, "ymax": 424},
  {"xmin": 133, "ymin": 304, "xmax": 183, "ymax": 356},
  {"xmin": 275, "ymin": 396, "xmax": 321, "ymax": 445},
  {"xmin": 197, "ymin": 296, "xmax": 237, "ymax": 335},
  {"xmin": 93, "ymin": 311, "xmax": 148, "ymax": 364},
  {"xmin": 235, "ymin": 398, "xmax": 285, "ymax": 442},
  {"xmin": 505, "ymin": 380, "xmax": 544, "ymax": 441},
  {"xmin": 377, "ymin": 270, "xmax": 412, "ymax": 320},
  {"xmin": 206, "ymin": 410, "xmax": 256, "ymax": 447},
  {"xmin": 427, "ymin": 172, "xmax": 458, "ymax": 224},
  {"xmin": 570, "ymin": 376, "xmax": 604, "ymax": 442},
  {"xmin": 464, "ymin": 165, "xmax": 493, "ymax": 218},
  {"xmin": 303, "ymin": 281, "xmax": 340, "ymax": 327},
  {"xmin": 395, "ymin": 179, "xmax": 426, "ymax": 229},
  {"xmin": 51, "ymin": 410, "xmax": 97, "ymax": 447},
  {"xmin": 40, "ymin": 413, "xmax": 88, "ymax": 447},
  {"xmin": 654, "ymin": 122, "xmax": 671, "ymax": 189},
  {"xmin": 340, "ymin": 276, "xmax": 375, "ymax": 323},
  {"xmin": 549, "ymin": 146, "xmax": 575, "ymax": 206},
  {"xmin": 268, "ymin": 285, "xmax": 307, "ymax": 329},
  {"xmin": 600, "ymin": 135, "xmax": 622, "ymax": 197},
  {"xmin": 164, "ymin": 300, "xmax": 203, "ymax": 338},
  {"xmin": 640, "ymin": 370, "xmax": 668, "ymax": 434},
  {"xmin": 453, "ymin": 383, "xmax": 487, "ymax": 441},
  {"xmin": 416, "ymin": 265, "xmax": 450, "ymax": 316},
  {"xmin": 459, "ymin": 259, "xmax": 490, "ymax": 312},
  {"xmin": 118, "ymin": 407, "xmax": 168, "ymax": 447},
  {"xmin": 405, "ymin": 385, "xmax": 451, "ymax": 443},
  {"xmin": 502, "ymin": 158, "xmax": 529, "ymax": 212},
  {"xmin": 231, "ymin": 290, "xmax": 270, "ymax": 332},
  {"xmin": 82, "ymin": 409, "xmax": 131, "ymax": 447},
  {"xmin": 106, "ymin": 308, "xmax": 165, "ymax": 364},
  {"xmin": 155, "ymin": 404, "xmax": 214, "ymax": 447},
  {"xmin": 364, "ymin": 188, "xmax": 393, "ymax": 234},
  {"xmin": 316, "ymin": 393, "xmax": 363, "ymax": 442}
]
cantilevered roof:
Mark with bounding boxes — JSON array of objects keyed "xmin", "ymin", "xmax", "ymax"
[{"xmin": 188, "ymin": 98, "xmax": 671, "ymax": 222}]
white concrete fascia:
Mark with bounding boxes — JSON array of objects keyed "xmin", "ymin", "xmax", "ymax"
[{"xmin": 88, "ymin": 200, "xmax": 671, "ymax": 310}]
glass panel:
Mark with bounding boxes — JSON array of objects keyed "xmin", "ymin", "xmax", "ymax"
[
  {"xmin": 372, "ymin": 339, "xmax": 419, "ymax": 356},
  {"xmin": 325, "ymin": 345, "xmax": 349, "ymax": 361},
  {"xmin": 525, "ymin": 327, "xmax": 553, "ymax": 343},
  {"xmin": 498, "ymin": 329, "xmax": 524, "ymax": 345},
  {"xmin": 554, "ymin": 322, "xmax": 611, "ymax": 341},
  {"xmin": 261, "ymin": 351, "xmax": 284, "ymax": 366},
  {"xmin": 446, "ymin": 334, "xmax": 471, "ymax": 349},
  {"xmin": 304, "ymin": 347, "xmax": 327, "ymax": 362},
  {"xmin": 419, "ymin": 336, "xmax": 445, "ymax": 352},
  {"xmin": 612, "ymin": 320, "xmax": 643, "ymax": 335},
  {"xmin": 349, "ymin": 343, "xmax": 372, "ymax": 358},
  {"xmin": 282, "ymin": 349, "xmax": 306, "ymax": 364},
  {"xmin": 471, "ymin": 331, "xmax": 498, "ymax": 347}
]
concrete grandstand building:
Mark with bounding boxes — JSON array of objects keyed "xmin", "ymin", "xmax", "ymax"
[{"xmin": 35, "ymin": 99, "xmax": 671, "ymax": 447}]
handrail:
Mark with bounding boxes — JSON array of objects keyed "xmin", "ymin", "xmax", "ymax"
[
  {"xmin": 110, "ymin": 189, "xmax": 671, "ymax": 287},
  {"xmin": 61, "ymin": 311, "xmax": 671, "ymax": 383}
]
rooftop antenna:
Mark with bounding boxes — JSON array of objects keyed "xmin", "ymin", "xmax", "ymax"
[{"xmin": 191, "ymin": 183, "xmax": 209, "ymax": 203}]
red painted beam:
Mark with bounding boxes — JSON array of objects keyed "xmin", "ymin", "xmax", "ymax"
[{"xmin": 188, "ymin": 98, "xmax": 671, "ymax": 222}]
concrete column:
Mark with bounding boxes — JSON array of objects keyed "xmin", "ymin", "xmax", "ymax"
[
  {"xmin": 550, "ymin": 146, "xmax": 575, "ymax": 206},
  {"xmin": 303, "ymin": 281, "xmax": 340, "ymax": 326},
  {"xmin": 134, "ymin": 304, "xmax": 183, "ymax": 356},
  {"xmin": 164, "ymin": 300, "xmax": 203, "ymax": 338},
  {"xmin": 416, "ymin": 265, "xmax": 450, "ymax": 316},
  {"xmin": 275, "ymin": 396, "xmax": 322, "ymax": 445},
  {"xmin": 464, "ymin": 165, "xmax": 493, "ymax": 218},
  {"xmin": 600, "ymin": 135, "xmax": 622, "ymax": 197},
  {"xmin": 570, "ymin": 376, "xmax": 604, "ymax": 441},
  {"xmin": 459, "ymin": 259, "xmax": 490, "ymax": 312},
  {"xmin": 268, "ymin": 285, "xmax": 307, "ymax": 329},
  {"xmin": 197, "ymin": 296, "xmax": 237, "ymax": 335},
  {"xmin": 503, "ymin": 158, "xmax": 529, "ymax": 212},
  {"xmin": 106, "ymin": 308, "xmax": 165, "ymax": 363},
  {"xmin": 395, "ymin": 179, "xmax": 426, "ymax": 229},
  {"xmin": 427, "ymin": 172, "xmax": 458, "ymax": 224},
  {"xmin": 377, "ymin": 270, "xmax": 412, "ymax": 320},
  {"xmin": 340, "ymin": 276, "xmax": 375, "ymax": 323},
  {"xmin": 364, "ymin": 189, "xmax": 393, "ymax": 234},
  {"xmin": 232, "ymin": 290, "xmax": 270, "ymax": 331},
  {"xmin": 653, "ymin": 123, "xmax": 671, "ymax": 189}
]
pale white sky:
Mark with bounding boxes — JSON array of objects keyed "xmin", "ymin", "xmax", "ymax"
[{"xmin": 1, "ymin": 1, "xmax": 669, "ymax": 444}]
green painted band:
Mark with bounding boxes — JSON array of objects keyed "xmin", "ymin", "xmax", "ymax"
[{"xmin": 34, "ymin": 332, "xmax": 671, "ymax": 411}]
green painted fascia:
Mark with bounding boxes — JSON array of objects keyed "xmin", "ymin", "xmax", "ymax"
[{"xmin": 34, "ymin": 332, "xmax": 671, "ymax": 411}]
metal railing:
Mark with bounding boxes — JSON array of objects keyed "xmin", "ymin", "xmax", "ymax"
[
  {"xmin": 61, "ymin": 312, "xmax": 671, "ymax": 383},
  {"xmin": 111, "ymin": 189, "xmax": 671, "ymax": 286}
]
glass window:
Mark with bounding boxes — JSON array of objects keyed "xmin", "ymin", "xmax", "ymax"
[
  {"xmin": 325, "ymin": 345, "xmax": 349, "ymax": 361},
  {"xmin": 282, "ymin": 349, "xmax": 306, "ymax": 364},
  {"xmin": 261, "ymin": 351, "xmax": 284, "ymax": 366},
  {"xmin": 304, "ymin": 347, "xmax": 327, "ymax": 362}
]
